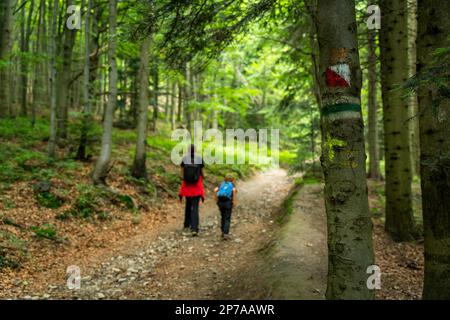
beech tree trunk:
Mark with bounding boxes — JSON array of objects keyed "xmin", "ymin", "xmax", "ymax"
[
  {"xmin": 315, "ymin": 0, "xmax": 374, "ymax": 300},
  {"xmin": 380, "ymin": 0, "xmax": 416, "ymax": 241},
  {"xmin": 131, "ymin": 36, "xmax": 151, "ymax": 180},
  {"xmin": 19, "ymin": 0, "xmax": 34, "ymax": 116},
  {"xmin": 0, "ymin": 0, "xmax": 17, "ymax": 117},
  {"xmin": 32, "ymin": 0, "xmax": 46, "ymax": 127},
  {"xmin": 171, "ymin": 80, "xmax": 176, "ymax": 130},
  {"xmin": 57, "ymin": 0, "xmax": 77, "ymax": 140},
  {"xmin": 177, "ymin": 80, "xmax": 182, "ymax": 124},
  {"xmin": 92, "ymin": 0, "xmax": 117, "ymax": 185},
  {"xmin": 76, "ymin": 0, "xmax": 93, "ymax": 161},
  {"xmin": 151, "ymin": 59, "xmax": 158, "ymax": 131},
  {"xmin": 47, "ymin": 0, "xmax": 59, "ymax": 159},
  {"xmin": 417, "ymin": 0, "xmax": 450, "ymax": 300}
]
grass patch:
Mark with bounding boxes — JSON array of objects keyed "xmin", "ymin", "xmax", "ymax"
[
  {"xmin": 276, "ymin": 179, "xmax": 304, "ymax": 225},
  {"xmin": 65, "ymin": 184, "xmax": 136, "ymax": 220},
  {"xmin": 0, "ymin": 230, "xmax": 27, "ymax": 270},
  {"xmin": 30, "ymin": 223, "xmax": 58, "ymax": 241},
  {"xmin": 36, "ymin": 192, "xmax": 64, "ymax": 209}
]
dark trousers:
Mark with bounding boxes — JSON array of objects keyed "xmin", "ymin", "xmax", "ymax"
[
  {"xmin": 218, "ymin": 201, "xmax": 233, "ymax": 235},
  {"xmin": 184, "ymin": 196, "xmax": 200, "ymax": 232}
]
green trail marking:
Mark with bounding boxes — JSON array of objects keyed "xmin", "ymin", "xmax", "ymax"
[{"xmin": 322, "ymin": 103, "xmax": 361, "ymax": 116}]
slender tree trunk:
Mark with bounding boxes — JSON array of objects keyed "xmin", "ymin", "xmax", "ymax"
[
  {"xmin": 177, "ymin": 80, "xmax": 182, "ymax": 124},
  {"xmin": 32, "ymin": 0, "xmax": 46, "ymax": 127},
  {"xmin": 417, "ymin": 0, "xmax": 450, "ymax": 299},
  {"xmin": 48, "ymin": 0, "xmax": 59, "ymax": 158},
  {"xmin": 56, "ymin": 0, "xmax": 77, "ymax": 140},
  {"xmin": 185, "ymin": 63, "xmax": 192, "ymax": 133},
  {"xmin": 170, "ymin": 80, "xmax": 176, "ymax": 130},
  {"xmin": 165, "ymin": 78, "xmax": 170, "ymax": 122},
  {"xmin": 131, "ymin": 36, "xmax": 151, "ymax": 179},
  {"xmin": 76, "ymin": 0, "xmax": 92, "ymax": 161},
  {"xmin": 380, "ymin": 0, "xmax": 416, "ymax": 241},
  {"xmin": 151, "ymin": 59, "xmax": 158, "ymax": 131},
  {"xmin": 408, "ymin": 0, "xmax": 420, "ymax": 177},
  {"xmin": 89, "ymin": 4, "xmax": 102, "ymax": 114},
  {"xmin": 315, "ymin": 0, "xmax": 374, "ymax": 300},
  {"xmin": 367, "ymin": 15, "xmax": 380, "ymax": 180},
  {"xmin": 20, "ymin": 0, "xmax": 34, "ymax": 116},
  {"xmin": 92, "ymin": 0, "xmax": 117, "ymax": 185},
  {"xmin": 0, "ymin": 0, "xmax": 17, "ymax": 118}
]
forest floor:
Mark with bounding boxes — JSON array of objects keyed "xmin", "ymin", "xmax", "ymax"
[{"xmin": 1, "ymin": 169, "xmax": 295, "ymax": 299}]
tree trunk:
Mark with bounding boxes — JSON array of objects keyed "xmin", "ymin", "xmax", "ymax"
[
  {"xmin": 380, "ymin": 0, "xmax": 416, "ymax": 241},
  {"xmin": 177, "ymin": 80, "xmax": 182, "ymax": 124},
  {"xmin": 32, "ymin": 0, "xmax": 46, "ymax": 127},
  {"xmin": 165, "ymin": 78, "xmax": 170, "ymax": 122},
  {"xmin": 408, "ymin": 0, "xmax": 420, "ymax": 177},
  {"xmin": 367, "ymin": 13, "xmax": 380, "ymax": 180},
  {"xmin": 315, "ymin": 0, "xmax": 374, "ymax": 299},
  {"xmin": 151, "ymin": 59, "xmax": 158, "ymax": 131},
  {"xmin": 0, "ymin": 0, "xmax": 17, "ymax": 118},
  {"xmin": 48, "ymin": 0, "xmax": 59, "ymax": 159},
  {"xmin": 170, "ymin": 80, "xmax": 176, "ymax": 130},
  {"xmin": 131, "ymin": 36, "xmax": 151, "ymax": 180},
  {"xmin": 417, "ymin": 0, "xmax": 450, "ymax": 299},
  {"xmin": 92, "ymin": 0, "xmax": 117, "ymax": 185},
  {"xmin": 76, "ymin": 0, "xmax": 93, "ymax": 161},
  {"xmin": 19, "ymin": 0, "xmax": 34, "ymax": 116},
  {"xmin": 56, "ymin": 0, "xmax": 77, "ymax": 140},
  {"xmin": 185, "ymin": 63, "xmax": 192, "ymax": 133}
]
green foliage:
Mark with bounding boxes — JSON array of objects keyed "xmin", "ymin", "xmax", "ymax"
[
  {"xmin": 70, "ymin": 184, "xmax": 106, "ymax": 219},
  {"xmin": 36, "ymin": 192, "xmax": 64, "ymax": 209},
  {"xmin": 0, "ymin": 117, "xmax": 48, "ymax": 142},
  {"xmin": 30, "ymin": 224, "xmax": 58, "ymax": 241},
  {"xmin": 276, "ymin": 182, "xmax": 302, "ymax": 225},
  {"xmin": 67, "ymin": 184, "xmax": 135, "ymax": 220},
  {"xmin": 403, "ymin": 39, "xmax": 450, "ymax": 117},
  {"xmin": 0, "ymin": 231, "xmax": 27, "ymax": 270},
  {"xmin": 67, "ymin": 112, "xmax": 102, "ymax": 158},
  {"xmin": 0, "ymin": 119, "xmax": 83, "ymax": 183}
]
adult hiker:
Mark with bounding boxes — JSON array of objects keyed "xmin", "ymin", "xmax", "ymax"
[{"xmin": 178, "ymin": 144, "xmax": 205, "ymax": 237}]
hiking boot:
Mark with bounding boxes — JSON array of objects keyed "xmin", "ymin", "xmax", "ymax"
[
  {"xmin": 182, "ymin": 228, "xmax": 192, "ymax": 236},
  {"xmin": 222, "ymin": 234, "xmax": 230, "ymax": 241},
  {"xmin": 191, "ymin": 231, "xmax": 199, "ymax": 237}
]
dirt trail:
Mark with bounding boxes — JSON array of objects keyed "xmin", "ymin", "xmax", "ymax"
[
  {"xmin": 259, "ymin": 184, "xmax": 327, "ymax": 299},
  {"xmin": 18, "ymin": 169, "xmax": 296, "ymax": 299}
]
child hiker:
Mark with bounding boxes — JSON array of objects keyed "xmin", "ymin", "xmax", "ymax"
[{"xmin": 214, "ymin": 174, "xmax": 238, "ymax": 240}]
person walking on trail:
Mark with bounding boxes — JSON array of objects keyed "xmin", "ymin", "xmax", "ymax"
[
  {"xmin": 214, "ymin": 174, "xmax": 238, "ymax": 240},
  {"xmin": 178, "ymin": 144, "xmax": 205, "ymax": 237}
]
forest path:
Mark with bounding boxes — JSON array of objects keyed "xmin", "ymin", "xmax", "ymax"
[
  {"xmin": 253, "ymin": 183, "xmax": 327, "ymax": 299},
  {"xmin": 20, "ymin": 169, "xmax": 328, "ymax": 300}
]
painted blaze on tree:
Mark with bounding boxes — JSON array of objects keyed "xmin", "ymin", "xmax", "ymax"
[{"xmin": 316, "ymin": 0, "xmax": 374, "ymax": 299}]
